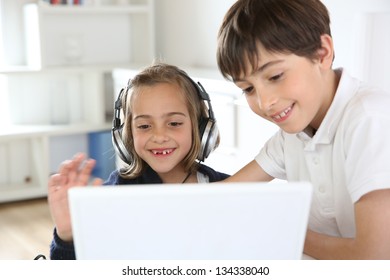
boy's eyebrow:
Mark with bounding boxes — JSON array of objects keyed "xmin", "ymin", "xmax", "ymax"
[
  {"xmin": 133, "ymin": 112, "xmax": 187, "ymax": 120},
  {"xmin": 234, "ymin": 59, "xmax": 285, "ymax": 82}
]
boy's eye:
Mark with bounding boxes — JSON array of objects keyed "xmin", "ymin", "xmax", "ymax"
[
  {"xmin": 242, "ymin": 86, "xmax": 254, "ymax": 95},
  {"xmin": 270, "ymin": 73, "xmax": 283, "ymax": 81}
]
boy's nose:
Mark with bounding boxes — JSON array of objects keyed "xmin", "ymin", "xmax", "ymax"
[{"xmin": 257, "ymin": 91, "xmax": 278, "ymax": 112}]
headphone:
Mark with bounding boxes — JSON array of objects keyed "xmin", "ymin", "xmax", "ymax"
[{"xmin": 112, "ymin": 71, "xmax": 219, "ymax": 164}]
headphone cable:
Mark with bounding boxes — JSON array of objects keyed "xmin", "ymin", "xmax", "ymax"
[{"xmin": 181, "ymin": 172, "xmax": 192, "ymax": 184}]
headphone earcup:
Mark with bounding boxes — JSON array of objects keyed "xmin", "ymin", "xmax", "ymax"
[
  {"xmin": 197, "ymin": 116, "xmax": 218, "ymax": 161},
  {"xmin": 112, "ymin": 125, "xmax": 133, "ymax": 164}
]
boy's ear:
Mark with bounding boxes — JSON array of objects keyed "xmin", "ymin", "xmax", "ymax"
[{"xmin": 317, "ymin": 34, "xmax": 334, "ymax": 68}]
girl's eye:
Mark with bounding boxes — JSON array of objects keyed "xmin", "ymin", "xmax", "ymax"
[
  {"xmin": 169, "ymin": 122, "xmax": 183, "ymax": 127},
  {"xmin": 137, "ymin": 124, "xmax": 150, "ymax": 130}
]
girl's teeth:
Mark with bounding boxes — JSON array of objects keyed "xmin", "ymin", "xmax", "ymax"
[{"xmin": 153, "ymin": 149, "xmax": 171, "ymax": 155}]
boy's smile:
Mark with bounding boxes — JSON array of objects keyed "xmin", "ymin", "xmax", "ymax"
[
  {"xmin": 270, "ymin": 104, "xmax": 294, "ymax": 123},
  {"xmin": 234, "ymin": 39, "xmax": 336, "ymax": 134}
]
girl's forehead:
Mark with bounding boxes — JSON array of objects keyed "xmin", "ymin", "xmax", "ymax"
[
  {"xmin": 133, "ymin": 83, "xmax": 184, "ymax": 98},
  {"xmin": 130, "ymin": 83, "xmax": 189, "ymax": 113}
]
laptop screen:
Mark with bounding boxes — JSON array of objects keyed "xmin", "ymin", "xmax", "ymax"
[{"xmin": 68, "ymin": 182, "xmax": 312, "ymax": 260}]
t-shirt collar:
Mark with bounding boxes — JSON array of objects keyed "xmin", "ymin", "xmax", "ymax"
[{"xmin": 296, "ymin": 68, "xmax": 360, "ymax": 150}]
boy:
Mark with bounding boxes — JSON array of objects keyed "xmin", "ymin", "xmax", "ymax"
[{"xmin": 216, "ymin": 0, "xmax": 390, "ymax": 259}]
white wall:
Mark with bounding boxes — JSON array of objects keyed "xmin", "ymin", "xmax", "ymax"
[
  {"xmin": 322, "ymin": 0, "xmax": 390, "ymax": 90},
  {"xmin": 154, "ymin": 0, "xmax": 235, "ymax": 69}
]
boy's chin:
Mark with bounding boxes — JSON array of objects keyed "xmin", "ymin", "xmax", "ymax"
[{"xmin": 277, "ymin": 123, "xmax": 308, "ymax": 135}]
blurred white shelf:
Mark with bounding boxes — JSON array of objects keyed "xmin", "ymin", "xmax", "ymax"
[{"xmin": 0, "ymin": 0, "xmax": 155, "ymax": 203}]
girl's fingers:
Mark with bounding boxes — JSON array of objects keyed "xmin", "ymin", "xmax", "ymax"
[
  {"xmin": 48, "ymin": 173, "xmax": 63, "ymax": 193},
  {"xmin": 58, "ymin": 153, "xmax": 85, "ymax": 174},
  {"xmin": 59, "ymin": 160, "xmax": 78, "ymax": 185},
  {"xmin": 92, "ymin": 178, "xmax": 104, "ymax": 186},
  {"xmin": 54, "ymin": 153, "xmax": 96, "ymax": 187},
  {"xmin": 75, "ymin": 159, "xmax": 96, "ymax": 186}
]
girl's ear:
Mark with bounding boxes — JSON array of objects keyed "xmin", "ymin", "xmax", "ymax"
[{"xmin": 317, "ymin": 34, "xmax": 334, "ymax": 69}]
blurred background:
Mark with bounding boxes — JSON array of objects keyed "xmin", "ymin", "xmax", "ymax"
[{"xmin": 0, "ymin": 0, "xmax": 389, "ymax": 259}]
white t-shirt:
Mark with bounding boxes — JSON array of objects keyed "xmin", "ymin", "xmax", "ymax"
[{"xmin": 255, "ymin": 68, "xmax": 390, "ymax": 238}]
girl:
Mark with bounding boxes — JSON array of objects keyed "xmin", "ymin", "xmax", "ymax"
[{"xmin": 48, "ymin": 63, "xmax": 229, "ymax": 259}]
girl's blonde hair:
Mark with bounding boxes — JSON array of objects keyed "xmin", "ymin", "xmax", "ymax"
[{"xmin": 119, "ymin": 63, "xmax": 220, "ymax": 179}]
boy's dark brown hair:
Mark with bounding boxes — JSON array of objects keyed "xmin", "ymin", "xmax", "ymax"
[{"xmin": 217, "ymin": 0, "xmax": 332, "ymax": 81}]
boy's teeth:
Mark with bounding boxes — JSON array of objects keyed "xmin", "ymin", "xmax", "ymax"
[{"xmin": 274, "ymin": 107, "xmax": 291, "ymax": 119}]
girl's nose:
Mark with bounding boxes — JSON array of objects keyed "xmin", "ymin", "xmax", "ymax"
[{"xmin": 151, "ymin": 127, "xmax": 169, "ymax": 143}]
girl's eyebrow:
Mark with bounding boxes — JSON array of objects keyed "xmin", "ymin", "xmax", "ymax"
[
  {"xmin": 133, "ymin": 112, "xmax": 187, "ymax": 120},
  {"xmin": 233, "ymin": 59, "xmax": 285, "ymax": 83}
]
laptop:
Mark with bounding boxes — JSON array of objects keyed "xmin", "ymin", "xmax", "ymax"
[{"xmin": 68, "ymin": 182, "xmax": 312, "ymax": 260}]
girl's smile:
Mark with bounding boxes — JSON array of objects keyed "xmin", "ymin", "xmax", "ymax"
[
  {"xmin": 131, "ymin": 82, "xmax": 193, "ymax": 180},
  {"xmin": 150, "ymin": 148, "xmax": 175, "ymax": 156}
]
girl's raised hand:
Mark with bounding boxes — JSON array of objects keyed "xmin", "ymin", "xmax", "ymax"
[{"xmin": 47, "ymin": 153, "xmax": 103, "ymax": 242}]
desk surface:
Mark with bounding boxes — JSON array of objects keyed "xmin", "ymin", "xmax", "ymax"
[{"xmin": 302, "ymin": 254, "xmax": 316, "ymax": 260}]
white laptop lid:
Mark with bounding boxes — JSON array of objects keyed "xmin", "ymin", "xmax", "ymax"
[{"xmin": 68, "ymin": 182, "xmax": 312, "ymax": 260}]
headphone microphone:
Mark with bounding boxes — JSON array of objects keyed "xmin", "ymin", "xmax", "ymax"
[{"xmin": 111, "ymin": 72, "xmax": 219, "ymax": 164}]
